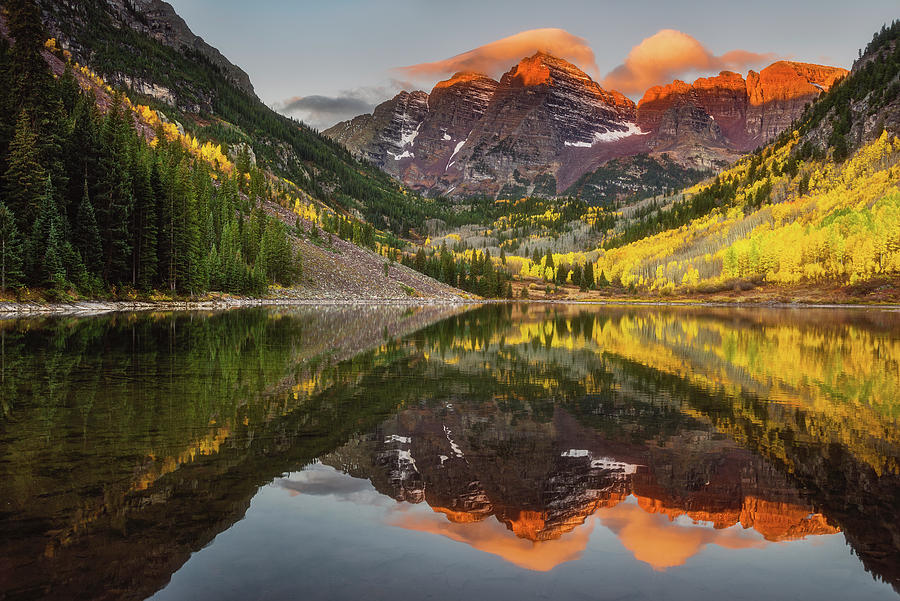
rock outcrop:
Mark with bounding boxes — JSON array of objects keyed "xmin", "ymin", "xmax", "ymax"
[
  {"xmin": 41, "ymin": 0, "xmax": 257, "ymax": 100},
  {"xmin": 637, "ymin": 61, "xmax": 848, "ymax": 153},
  {"xmin": 106, "ymin": 0, "xmax": 258, "ymax": 98}
]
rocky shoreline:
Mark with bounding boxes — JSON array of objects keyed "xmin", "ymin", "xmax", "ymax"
[
  {"xmin": 0, "ymin": 294, "xmax": 479, "ymax": 318},
  {"xmin": 4, "ymin": 295, "xmax": 899, "ymax": 319}
]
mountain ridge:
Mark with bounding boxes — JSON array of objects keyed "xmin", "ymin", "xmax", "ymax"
[{"xmin": 325, "ymin": 54, "xmax": 847, "ymax": 200}]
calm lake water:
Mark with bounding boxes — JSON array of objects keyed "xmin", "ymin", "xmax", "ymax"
[{"xmin": 1, "ymin": 304, "xmax": 899, "ymax": 601}]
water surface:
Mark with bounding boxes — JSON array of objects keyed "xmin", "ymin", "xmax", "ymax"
[{"xmin": 1, "ymin": 304, "xmax": 899, "ymax": 600}]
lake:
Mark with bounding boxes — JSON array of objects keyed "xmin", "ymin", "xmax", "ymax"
[{"xmin": 1, "ymin": 304, "xmax": 899, "ymax": 601}]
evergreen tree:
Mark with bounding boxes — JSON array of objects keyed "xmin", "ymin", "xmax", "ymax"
[
  {"xmin": 555, "ymin": 264, "xmax": 570, "ymax": 286},
  {"xmin": 64, "ymin": 92, "xmax": 101, "ymax": 220},
  {"xmin": 43, "ymin": 215, "xmax": 67, "ymax": 290},
  {"xmin": 26, "ymin": 177, "xmax": 75, "ymax": 289},
  {"xmin": 571, "ymin": 264, "xmax": 583, "ymax": 289},
  {"xmin": 3, "ymin": 110, "xmax": 45, "ymax": 230},
  {"xmin": 172, "ymin": 159, "xmax": 201, "ymax": 293},
  {"xmin": 152, "ymin": 159, "xmax": 172, "ymax": 291},
  {"xmin": 0, "ymin": 203, "xmax": 24, "ymax": 292},
  {"xmin": 132, "ymin": 161, "xmax": 158, "ymax": 289},
  {"xmin": 5, "ymin": 0, "xmax": 50, "ymax": 107},
  {"xmin": 582, "ymin": 263, "xmax": 595, "ymax": 290},
  {"xmin": 74, "ymin": 181, "xmax": 103, "ymax": 273},
  {"xmin": 597, "ymin": 269, "xmax": 609, "ymax": 288},
  {"xmin": 95, "ymin": 97, "xmax": 133, "ymax": 284}
]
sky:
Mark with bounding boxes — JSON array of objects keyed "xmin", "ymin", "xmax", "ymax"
[{"xmin": 167, "ymin": 0, "xmax": 898, "ymax": 130}]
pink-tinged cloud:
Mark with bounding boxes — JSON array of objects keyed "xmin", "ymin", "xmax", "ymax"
[
  {"xmin": 602, "ymin": 29, "xmax": 778, "ymax": 95},
  {"xmin": 396, "ymin": 28, "xmax": 599, "ymax": 81}
]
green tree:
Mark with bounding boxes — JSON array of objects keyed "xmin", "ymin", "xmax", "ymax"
[
  {"xmin": 0, "ymin": 203, "xmax": 24, "ymax": 292},
  {"xmin": 5, "ymin": 0, "xmax": 51, "ymax": 106},
  {"xmin": 172, "ymin": 159, "xmax": 201, "ymax": 293},
  {"xmin": 95, "ymin": 97, "xmax": 133, "ymax": 284},
  {"xmin": 74, "ymin": 182, "xmax": 103, "ymax": 273},
  {"xmin": 571, "ymin": 263, "xmax": 583, "ymax": 289},
  {"xmin": 583, "ymin": 263, "xmax": 595, "ymax": 290},
  {"xmin": 132, "ymin": 162, "xmax": 158, "ymax": 290},
  {"xmin": 3, "ymin": 110, "xmax": 46, "ymax": 230}
]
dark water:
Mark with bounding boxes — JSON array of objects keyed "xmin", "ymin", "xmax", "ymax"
[{"xmin": 1, "ymin": 304, "xmax": 899, "ymax": 601}]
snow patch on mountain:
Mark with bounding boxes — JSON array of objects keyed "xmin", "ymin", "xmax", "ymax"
[{"xmin": 565, "ymin": 123, "xmax": 646, "ymax": 147}]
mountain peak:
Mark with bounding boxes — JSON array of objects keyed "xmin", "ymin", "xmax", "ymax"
[
  {"xmin": 747, "ymin": 61, "xmax": 847, "ymax": 104},
  {"xmin": 433, "ymin": 71, "xmax": 497, "ymax": 90},
  {"xmin": 508, "ymin": 52, "xmax": 555, "ymax": 86}
]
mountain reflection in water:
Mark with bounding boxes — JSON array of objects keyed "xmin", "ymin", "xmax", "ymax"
[{"xmin": 1, "ymin": 304, "xmax": 898, "ymax": 601}]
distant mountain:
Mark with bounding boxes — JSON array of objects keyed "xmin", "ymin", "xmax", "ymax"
[{"xmin": 325, "ymin": 54, "xmax": 846, "ymax": 200}]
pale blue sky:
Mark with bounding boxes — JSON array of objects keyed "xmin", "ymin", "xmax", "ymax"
[{"xmin": 167, "ymin": 0, "xmax": 898, "ymax": 128}]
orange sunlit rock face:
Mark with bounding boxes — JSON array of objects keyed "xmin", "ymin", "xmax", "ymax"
[
  {"xmin": 506, "ymin": 510, "xmax": 548, "ymax": 539},
  {"xmin": 746, "ymin": 61, "xmax": 847, "ymax": 105},
  {"xmin": 433, "ymin": 71, "xmax": 494, "ymax": 90},
  {"xmin": 510, "ymin": 53, "xmax": 554, "ymax": 87},
  {"xmin": 635, "ymin": 495, "xmax": 838, "ymax": 542},
  {"xmin": 433, "ymin": 506, "xmax": 490, "ymax": 523},
  {"xmin": 636, "ymin": 61, "xmax": 848, "ymax": 150}
]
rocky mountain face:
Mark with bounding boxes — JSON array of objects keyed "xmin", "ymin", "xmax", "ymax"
[
  {"xmin": 796, "ymin": 22, "xmax": 900, "ymax": 156},
  {"xmin": 325, "ymin": 55, "xmax": 846, "ymax": 199},
  {"xmin": 110, "ymin": 0, "xmax": 256, "ymax": 97},
  {"xmin": 638, "ymin": 61, "xmax": 847, "ymax": 156},
  {"xmin": 41, "ymin": 0, "xmax": 257, "ymax": 106}
]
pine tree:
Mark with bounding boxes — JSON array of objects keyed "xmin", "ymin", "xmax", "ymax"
[
  {"xmin": 95, "ymin": 97, "xmax": 133, "ymax": 284},
  {"xmin": 151, "ymin": 160, "xmax": 172, "ymax": 291},
  {"xmin": 132, "ymin": 161, "xmax": 158, "ymax": 289},
  {"xmin": 24, "ymin": 176, "xmax": 54, "ymax": 283},
  {"xmin": 26, "ymin": 177, "xmax": 75, "ymax": 289},
  {"xmin": 3, "ymin": 110, "xmax": 46, "ymax": 230},
  {"xmin": 583, "ymin": 263, "xmax": 595, "ymax": 290},
  {"xmin": 597, "ymin": 269, "xmax": 609, "ymax": 288},
  {"xmin": 5, "ymin": 0, "xmax": 50, "ymax": 107},
  {"xmin": 571, "ymin": 264, "xmax": 583, "ymax": 289},
  {"xmin": 74, "ymin": 181, "xmax": 103, "ymax": 273},
  {"xmin": 172, "ymin": 159, "xmax": 200, "ymax": 293},
  {"xmin": 64, "ymin": 93, "xmax": 101, "ymax": 222},
  {"xmin": 43, "ymin": 216, "xmax": 67, "ymax": 290},
  {"xmin": 0, "ymin": 203, "xmax": 24, "ymax": 292}
]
